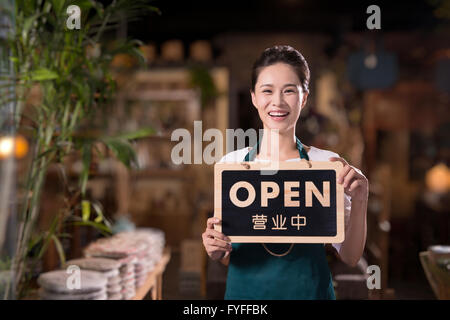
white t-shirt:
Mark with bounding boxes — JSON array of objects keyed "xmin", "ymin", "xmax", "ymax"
[{"xmin": 218, "ymin": 145, "xmax": 352, "ymax": 253}]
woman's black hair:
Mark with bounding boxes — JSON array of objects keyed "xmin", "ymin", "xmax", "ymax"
[{"xmin": 251, "ymin": 45, "xmax": 310, "ymax": 93}]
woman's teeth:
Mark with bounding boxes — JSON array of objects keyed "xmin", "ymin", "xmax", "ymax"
[{"xmin": 269, "ymin": 111, "xmax": 289, "ymax": 117}]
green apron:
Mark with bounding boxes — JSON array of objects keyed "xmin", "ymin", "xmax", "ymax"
[{"xmin": 224, "ymin": 137, "xmax": 336, "ymax": 300}]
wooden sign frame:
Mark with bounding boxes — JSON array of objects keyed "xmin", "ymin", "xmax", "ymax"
[{"xmin": 214, "ymin": 161, "xmax": 345, "ymax": 243}]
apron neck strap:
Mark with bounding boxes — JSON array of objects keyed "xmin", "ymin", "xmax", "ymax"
[{"xmin": 244, "ymin": 136, "xmax": 309, "ymax": 161}]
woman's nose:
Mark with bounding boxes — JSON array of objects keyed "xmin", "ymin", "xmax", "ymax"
[{"xmin": 271, "ymin": 92, "xmax": 283, "ymax": 106}]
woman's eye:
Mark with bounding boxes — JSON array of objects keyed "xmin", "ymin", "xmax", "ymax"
[
  {"xmin": 284, "ymin": 89, "xmax": 295, "ymax": 93},
  {"xmin": 263, "ymin": 90, "xmax": 272, "ymax": 93}
]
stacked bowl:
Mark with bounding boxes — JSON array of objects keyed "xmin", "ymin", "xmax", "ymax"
[
  {"xmin": 63, "ymin": 257, "xmax": 122, "ymax": 300},
  {"xmin": 38, "ymin": 269, "xmax": 107, "ymax": 300}
]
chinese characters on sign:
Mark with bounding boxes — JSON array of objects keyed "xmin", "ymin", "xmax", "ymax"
[
  {"xmin": 252, "ymin": 215, "xmax": 268, "ymax": 230},
  {"xmin": 252, "ymin": 214, "xmax": 307, "ymax": 231}
]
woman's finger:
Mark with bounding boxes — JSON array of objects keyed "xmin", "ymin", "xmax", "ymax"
[
  {"xmin": 337, "ymin": 165, "xmax": 351, "ymax": 184},
  {"xmin": 205, "ymin": 237, "xmax": 231, "ymax": 248},
  {"xmin": 329, "ymin": 157, "xmax": 352, "ymax": 183},
  {"xmin": 203, "ymin": 229, "xmax": 231, "ymax": 242},
  {"xmin": 206, "ymin": 237, "xmax": 232, "ymax": 249},
  {"xmin": 207, "ymin": 217, "xmax": 221, "ymax": 229},
  {"xmin": 349, "ymin": 179, "xmax": 361, "ymax": 193},
  {"xmin": 343, "ymin": 170, "xmax": 357, "ymax": 188}
]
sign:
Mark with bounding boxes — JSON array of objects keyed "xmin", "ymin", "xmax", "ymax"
[{"xmin": 214, "ymin": 161, "xmax": 345, "ymax": 243}]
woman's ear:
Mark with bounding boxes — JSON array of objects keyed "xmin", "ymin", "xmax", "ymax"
[
  {"xmin": 251, "ymin": 90, "xmax": 258, "ymax": 109},
  {"xmin": 300, "ymin": 91, "xmax": 309, "ymax": 110}
]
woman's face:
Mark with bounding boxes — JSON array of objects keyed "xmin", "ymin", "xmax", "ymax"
[{"xmin": 251, "ymin": 62, "xmax": 308, "ymax": 133}]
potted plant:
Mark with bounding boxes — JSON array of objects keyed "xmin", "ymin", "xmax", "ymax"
[{"xmin": 0, "ymin": 0, "xmax": 160, "ymax": 298}]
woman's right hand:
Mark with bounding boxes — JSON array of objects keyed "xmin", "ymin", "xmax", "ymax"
[{"xmin": 202, "ymin": 217, "xmax": 232, "ymax": 261}]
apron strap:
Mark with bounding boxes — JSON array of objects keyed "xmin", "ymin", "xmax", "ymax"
[{"xmin": 244, "ymin": 136, "xmax": 309, "ymax": 161}]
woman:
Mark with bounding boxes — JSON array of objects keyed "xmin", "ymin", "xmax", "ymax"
[{"xmin": 202, "ymin": 45, "xmax": 368, "ymax": 299}]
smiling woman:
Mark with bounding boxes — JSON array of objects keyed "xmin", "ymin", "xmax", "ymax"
[{"xmin": 202, "ymin": 45, "xmax": 369, "ymax": 300}]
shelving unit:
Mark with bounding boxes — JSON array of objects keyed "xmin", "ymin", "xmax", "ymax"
[
  {"xmin": 115, "ymin": 82, "xmax": 200, "ymax": 246},
  {"xmin": 111, "ymin": 67, "xmax": 229, "ymax": 249}
]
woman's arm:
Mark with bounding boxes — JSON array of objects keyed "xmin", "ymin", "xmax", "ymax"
[
  {"xmin": 338, "ymin": 197, "xmax": 367, "ymax": 267},
  {"xmin": 330, "ymin": 157, "xmax": 369, "ymax": 267}
]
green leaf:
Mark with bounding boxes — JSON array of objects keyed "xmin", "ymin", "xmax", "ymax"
[
  {"xmin": 51, "ymin": 234, "xmax": 66, "ymax": 265},
  {"xmin": 50, "ymin": 0, "xmax": 65, "ymax": 14},
  {"xmin": 91, "ymin": 201, "xmax": 104, "ymax": 223},
  {"xmin": 81, "ymin": 200, "xmax": 90, "ymax": 221},
  {"xmin": 30, "ymin": 68, "xmax": 59, "ymax": 81},
  {"xmin": 73, "ymin": 0, "xmax": 96, "ymax": 14},
  {"xmin": 35, "ymin": 213, "xmax": 60, "ymax": 259},
  {"xmin": 79, "ymin": 142, "xmax": 92, "ymax": 196},
  {"xmin": 72, "ymin": 220, "xmax": 112, "ymax": 236},
  {"xmin": 22, "ymin": 12, "xmax": 41, "ymax": 43},
  {"xmin": 27, "ymin": 234, "xmax": 44, "ymax": 253},
  {"xmin": 110, "ymin": 127, "xmax": 155, "ymax": 140},
  {"xmin": 130, "ymin": 46, "xmax": 146, "ymax": 67},
  {"xmin": 101, "ymin": 138, "xmax": 137, "ymax": 169},
  {"xmin": 37, "ymin": 233, "xmax": 52, "ymax": 260},
  {"xmin": 35, "ymin": 146, "xmax": 58, "ymax": 160},
  {"xmin": 147, "ymin": 5, "xmax": 162, "ymax": 15},
  {"xmin": 189, "ymin": 65, "xmax": 218, "ymax": 107}
]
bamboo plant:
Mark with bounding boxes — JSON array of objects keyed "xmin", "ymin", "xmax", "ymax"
[{"xmin": 0, "ymin": 0, "xmax": 159, "ymax": 298}]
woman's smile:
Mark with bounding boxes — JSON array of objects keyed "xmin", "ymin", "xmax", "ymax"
[{"xmin": 268, "ymin": 109, "xmax": 290, "ymax": 121}]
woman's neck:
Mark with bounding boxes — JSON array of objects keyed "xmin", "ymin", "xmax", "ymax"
[{"xmin": 257, "ymin": 128, "xmax": 300, "ymax": 161}]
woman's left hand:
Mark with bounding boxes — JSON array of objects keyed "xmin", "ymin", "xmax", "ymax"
[{"xmin": 329, "ymin": 157, "xmax": 368, "ymax": 203}]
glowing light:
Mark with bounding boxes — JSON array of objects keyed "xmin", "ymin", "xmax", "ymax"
[
  {"xmin": 364, "ymin": 54, "xmax": 378, "ymax": 69},
  {"xmin": 0, "ymin": 137, "xmax": 14, "ymax": 158},
  {"xmin": 425, "ymin": 163, "xmax": 450, "ymax": 193},
  {"xmin": 0, "ymin": 135, "xmax": 29, "ymax": 159}
]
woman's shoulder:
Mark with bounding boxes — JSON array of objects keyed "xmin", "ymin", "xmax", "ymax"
[
  {"xmin": 307, "ymin": 145, "xmax": 340, "ymax": 161},
  {"xmin": 308, "ymin": 145, "xmax": 361, "ymax": 173},
  {"xmin": 218, "ymin": 147, "xmax": 252, "ymax": 163}
]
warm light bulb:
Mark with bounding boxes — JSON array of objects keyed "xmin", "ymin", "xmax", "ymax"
[
  {"xmin": 0, "ymin": 135, "xmax": 29, "ymax": 159},
  {"xmin": 425, "ymin": 163, "xmax": 450, "ymax": 193},
  {"xmin": 14, "ymin": 135, "xmax": 29, "ymax": 159},
  {"xmin": 0, "ymin": 136, "xmax": 14, "ymax": 158}
]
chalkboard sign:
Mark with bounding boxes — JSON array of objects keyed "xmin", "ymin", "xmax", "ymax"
[{"xmin": 214, "ymin": 161, "xmax": 345, "ymax": 243}]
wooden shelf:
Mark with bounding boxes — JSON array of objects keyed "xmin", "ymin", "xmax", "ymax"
[
  {"xmin": 132, "ymin": 246, "xmax": 171, "ymax": 300},
  {"xmin": 126, "ymin": 89, "xmax": 200, "ymax": 102},
  {"xmin": 131, "ymin": 169, "xmax": 189, "ymax": 179}
]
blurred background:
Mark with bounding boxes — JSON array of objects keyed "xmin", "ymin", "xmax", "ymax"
[{"xmin": 0, "ymin": 0, "xmax": 449, "ymax": 300}]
